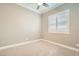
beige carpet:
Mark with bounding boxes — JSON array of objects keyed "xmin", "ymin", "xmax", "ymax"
[{"xmin": 0, "ymin": 40, "xmax": 77, "ymax": 56}]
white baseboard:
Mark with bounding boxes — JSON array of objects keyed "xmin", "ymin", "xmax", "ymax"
[
  {"xmin": 0, "ymin": 39, "xmax": 79, "ymax": 53},
  {"xmin": 42, "ymin": 39, "xmax": 79, "ymax": 52},
  {"xmin": 0, "ymin": 39, "xmax": 40, "ymax": 50}
]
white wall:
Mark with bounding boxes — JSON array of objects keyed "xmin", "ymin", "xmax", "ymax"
[{"xmin": 0, "ymin": 3, "xmax": 41, "ymax": 47}]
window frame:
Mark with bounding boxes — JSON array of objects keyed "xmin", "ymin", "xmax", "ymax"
[{"xmin": 48, "ymin": 9, "xmax": 70, "ymax": 34}]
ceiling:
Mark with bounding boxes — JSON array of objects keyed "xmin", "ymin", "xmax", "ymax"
[{"xmin": 17, "ymin": 3, "xmax": 63, "ymax": 14}]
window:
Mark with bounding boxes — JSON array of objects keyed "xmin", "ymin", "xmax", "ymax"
[{"xmin": 48, "ymin": 9, "xmax": 69, "ymax": 34}]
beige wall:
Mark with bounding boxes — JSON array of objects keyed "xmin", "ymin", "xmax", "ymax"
[
  {"xmin": 0, "ymin": 3, "xmax": 79, "ymax": 48},
  {"xmin": 0, "ymin": 3, "xmax": 41, "ymax": 47},
  {"xmin": 42, "ymin": 3, "xmax": 79, "ymax": 48}
]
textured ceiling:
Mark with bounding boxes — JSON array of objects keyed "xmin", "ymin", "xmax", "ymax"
[{"xmin": 17, "ymin": 3, "xmax": 63, "ymax": 14}]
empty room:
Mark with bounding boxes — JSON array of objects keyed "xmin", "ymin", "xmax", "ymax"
[{"xmin": 0, "ymin": 3, "xmax": 79, "ymax": 56}]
